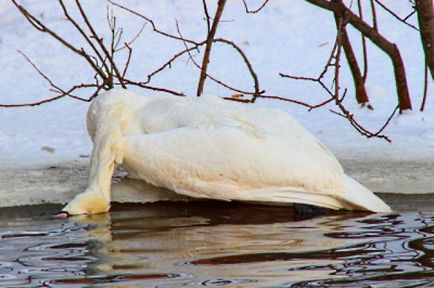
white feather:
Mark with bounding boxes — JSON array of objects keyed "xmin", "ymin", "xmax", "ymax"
[{"xmin": 62, "ymin": 89, "xmax": 392, "ymax": 215}]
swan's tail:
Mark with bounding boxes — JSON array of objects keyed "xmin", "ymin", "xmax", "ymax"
[
  {"xmin": 337, "ymin": 175, "xmax": 392, "ymax": 213},
  {"xmin": 188, "ymin": 176, "xmax": 392, "ymax": 213},
  {"xmin": 229, "ymin": 175, "xmax": 392, "ymax": 213}
]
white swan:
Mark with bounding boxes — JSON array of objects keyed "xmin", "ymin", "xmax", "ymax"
[{"xmin": 61, "ymin": 89, "xmax": 391, "ymax": 215}]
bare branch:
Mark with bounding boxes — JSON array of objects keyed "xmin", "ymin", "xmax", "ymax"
[
  {"xmin": 122, "ymin": 43, "xmax": 133, "ymax": 78},
  {"xmin": 123, "ymin": 80, "xmax": 185, "ymax": 96},
  {"xmin": 197, "ymin": 0, "xmax": 228, "ymax": 96},
  {"xmin": 214, "ymin": 38, "xmax": 262, "ymax": 101},
  {"xmin": 374, "ymin": 0, "xmax": 418, "ymax": 31},
  {"xmin": 74, "ymin": 0, "xmax": 126, "ymax": 88},
  {"xmin": 416, "ymin": 0, "xmax": 434, "ymax": 81},
  {"xmin": 175, "ymin": 22, "xmax": 261, "ymax": 97},
  {"xmin": 58, "ymin": 0, "xmax": 110, "ymax": 80},
  {"xmin": 177, "ymin": 25, "xmax": 251, "ymax": 95},
  {"xmin": 420, "ymin": 64, "xmax": 429, "ymax": 111},
  {"xmin": 146, "ymin": 44, "xmax": 205, "ymax": 83},
  {"xmin": 305, "ymin": 0, "xmax": 412, "ymax": 111},
  {"xmin": 242, "ymin": 0, "xmax": 270, "ymax": 14},
  {"xmin": 11, "ymin": 0, "xmax": 107, "ymax": 82},
  {"xmin": 280, "ymin": 19, "xmax": 393, "ymax": 142},
  {"xmin": 257, "ymin": 95, "xmax": 330, "ymax": 109},
  {"xmin": 202, "ymin": 0, "xmax": 211, "ymax": 33},
  {"xmin": 370, "ymin": 0, "xmax": 378, "ymax": 31},
  {"xmin": 0, "ymin": 83, "xmax": 100, "ymax": 108},
  {"xmin": 115, "ymin": 22, "xmax": 146, "ymax": 52},
  {"xmin": 358, "ymin": 0, "xmax": 369, "ymax": 81},
  {"xmin": 108, "ymin": 0, "xmax": 199, "ymax": 45}
]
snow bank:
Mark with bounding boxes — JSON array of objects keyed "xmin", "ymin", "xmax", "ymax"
[{"xmin": 0, "ymin": 1, "xmax": 432, "ymax": 201}]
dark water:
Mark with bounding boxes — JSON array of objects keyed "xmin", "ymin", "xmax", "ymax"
[{"xmin": 0, "ymin": 200, "xmax": 433, "ymax": 288}]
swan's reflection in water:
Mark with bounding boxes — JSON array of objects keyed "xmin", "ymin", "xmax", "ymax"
[
  {"xmin": 0, "ymin": 201, "xmax": 433, "ymax": 287},
  {"xmin": 81, "ymin": 203, "xmax": 364, "ymax": 286}
]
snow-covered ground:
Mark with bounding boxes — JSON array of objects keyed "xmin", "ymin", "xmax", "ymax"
[{"xmin": 0, "ymin": 1, "xmax": 433, "ymax": 204}]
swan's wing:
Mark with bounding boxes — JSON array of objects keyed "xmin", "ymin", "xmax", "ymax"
[{"xmin": 122, "ymin": 124, "xmax": 346, "ymax": 202}]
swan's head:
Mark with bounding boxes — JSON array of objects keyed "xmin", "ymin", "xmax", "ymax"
[{"xmin": 61, "ymin": 190, "xmax": 110, "ymax": 216}]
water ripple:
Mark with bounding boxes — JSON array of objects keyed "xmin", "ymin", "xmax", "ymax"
[{"xmin": 0, "ymin": 202, "xmax": 432, "ymax": 287}]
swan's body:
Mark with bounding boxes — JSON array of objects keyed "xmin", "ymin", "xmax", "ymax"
[{"xmin": 62, "ymin": 89, "xmax": 391, "ymax": 215}]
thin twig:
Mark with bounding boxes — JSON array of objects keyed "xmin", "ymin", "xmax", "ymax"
[
  {"xmin": 0, "ymin": 83, "xmax": 100, "ymax": 108},
  {"xmin": 123, "ymin": 80, "xmax": 185, "ymax": 96},
  {"xmin": 374, "ymin": 0, "xmax": 418, "ymax": 31},
  {"xmin": 403, "ymin": 9, "xmax": 416, "ymax": 22},
  {"xmin": 214, "ymin": 38, "xmax": 261, "ymax": 101},
  {"xmin": 115, "ymin": 23, "xmax": 146, "ymax": 52},
  {"xmin": 242, "ymin": 0, "xmax": 270, "ymax": 13},
  {"xmin": 202, "ymin": 0, "xmax": 211, "ymax": 33},
  {"xmin": 420, "ymin": 64, "xmax": 429, "ymax": 111},
  {"xmin": 58, "ymin": 0, "xmax": 110, "ymax": 83},
  {"xmin": 358, "ymin": 0, "xmax": 369, "ymax": 81},
  {"xmin": 11, "ymin": 0, "xmax": 107, "ymax": 81},
  {"xmin": 75, "ymin": 0, "xmax": 126, "ymax": 88},
  {"xmin": 108, "ymin": 0, "xmax": 199, "ymax": 45},
  {"xmin": 370, "ymin": 0, "xmax": 378, "ymax": 31},
  {"xmin": 280, "ymin": 17, "xmax": 393, "ymax": 142},
  {"xmin": 122, "ymin": 43, "xmax": 133, "ymax": 78},
  {"xmin": 146, "ymin": 43, "xmax": 205, "ymax": 83},
  {"xmin": 176, "ymin": 22, "xmax": 260, "ymax": 96}
]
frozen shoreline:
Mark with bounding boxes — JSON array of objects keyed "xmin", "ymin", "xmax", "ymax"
[
  {"xmin": 1, "ymin": 158, "xmax": 433, "ymax": 209},
  {"xmin": 1, "ymin": 0, "xmax": 433, "ymax": 210}
]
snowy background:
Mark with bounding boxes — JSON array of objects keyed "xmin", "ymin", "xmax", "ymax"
[{"xmin": 0, "ymin": 1, "xmax": 433, "ymax": 199}]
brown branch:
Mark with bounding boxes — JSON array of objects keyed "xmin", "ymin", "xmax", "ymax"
[
  {"xmin": 369, "ymin": 0, "xmax": 378, "ymax": 31},
  {"xmin": 146, "ymin": 43, "xmax": 205, "ymax": 83},
  {"xmin": 175, "ymin": 22, "xmax": 261, "ymax": 97},
  {"xmin": 58, "ymin": 0, "xmax": 110, "ymax": 82},
  {"xmin": 280, "ymin": 20, "xmax": 393, "ymax": 142},
  {"xmin": 109, "ymin": 1, "xmax": 259, "ymax": 98},
  {"xmin": 305, "ymin": 0, "xmax": 412, "ymax": 111},
  {"xmin": 332, "ymin": 0, "xmax": 370, "ymax": 106},
  {"xmin": 214, "ymin": 38, "xmax": 261, "ymax": 101},
  {"xmin": 115, "ymin": 23, "xmax": 146, "ymax": 52},
  {"xmin": 420, "ymin": 64, "xmax": 429, "ymax": 111},
  {"xmin": 109, "ymin": 11, "xmax": 117, "ymax": 81},
  {"xmin": 258, "ymin": 95, "xmax": 334, "ymax": 110},
  {"xmin": 74, "ymin": 0, "xmax": 126, "ymax": 88},
  {"xmin": 330, "ymin": 103, "xmax": 397, "ymax": 142},
  {"xmin": 108, "ymin": 0, "xmax": 199, "ymax": 45},
  {"xmin": 197, "ymin": 0, "xmax": 227, "ymax": 96},
  {"xmin": 0, "ymin": 94, "xmax": 69, "ymax": 108},
  {"xmin": 17, "ymin": 50, "xmax": 61, "ymax": 92},
  {"xmin": 372, "ymin": 105, "xmax": 399, "ymax": 136},
  {"xmin": 180, "ymin": 32, "xmax": 253, "ymax": 95},
  {"xmin": 416, "ymin": 0, "xmax": 434, "ymax": 81},
  {"xmin": 222, "ymin": 97, "xmax": 251, "ymax": 103},
  {"xmin": 403, "ymin": 10, "xmax": 416, "ymax": 22},
  {"xmin": 0, "ymin": 83, "xmax": 101, "ymax": 108},
  {"xmin": 11, "ymin": 0, "xmax": 107, "ymax": 82},
  {"xmin": 202, "ymin": 0, "xmax": 211, "ymax": 33},
  {"xmin": 122, "ymin": 43, "xmax": 133, "ymax": 78},
  {"xmin": 334, "ymin": 18, "xmax": 343, "ymax": 99},
  {"xmin": 16, "ymin": 50, "xmax": 102, "ymax": 102},
  {"xmin": 123, "ymin": 80, "xmax": 185, "ymax": 96},
  {"xmin": 358, "ymin": 0, "xmax": 369, "ymax": 82},
  {"xmin": 374, "ymin": 0, "xmax": 418, "ymax": 31},
  {"xmin": 242, "ymin": 0, "xmax": 270, "ymax": 14},
  {"xmin": 279, "ymin": 31, "xmax": 343, "ymax": 101}
]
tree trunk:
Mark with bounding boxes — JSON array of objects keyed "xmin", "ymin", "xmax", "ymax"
[{"xmin": 415, "ymin": 0, "xmax": 434, "ymax": 80}]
